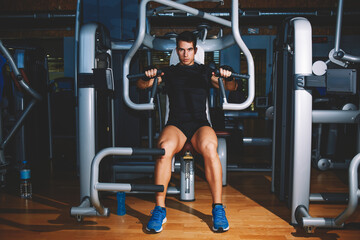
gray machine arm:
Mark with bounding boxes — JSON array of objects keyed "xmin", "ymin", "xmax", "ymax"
[
  {"xmin": 90, "ymin": 147, "xmax": 165, "ymax": 216},
  {"xmin": 71, "ymin": 147, "xmax": 165, "ymax": 218},
  {"xmin": 297, "ymin": 153, "xmax": 360, "ymax": 228},
  {"xmin": 0, "ymin": 40, "xmax": 42, "ymax": 101},
  {"xmin": 123, "ymin": 0, "xmax": 255, "ymax": 111},
  {"xmin": 331, "ymin": 0, "xmax": 360, "ymax": 65}
]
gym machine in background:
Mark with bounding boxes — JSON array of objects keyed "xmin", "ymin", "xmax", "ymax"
[
  {"xmin": 70, "ymin": 23, "xmax": 165, "ymax": 221},
  {"xmin": 272, "ymin": 0, "xmax": 360, "ymax": 232},
  {"xmin": 0, "ymin": 40, "xmax": 46, "ymax": 187}
]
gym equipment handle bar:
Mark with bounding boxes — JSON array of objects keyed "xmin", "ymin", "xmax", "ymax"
[
  {"xmin": 123, "ymin": 0, "xmax": 255, "ymax": 111},
  {"xmin": 90, "ymin": 147, "xmax": 165, "ymax": 216}
]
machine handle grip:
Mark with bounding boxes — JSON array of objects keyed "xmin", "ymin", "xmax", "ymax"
[
  {"xmin": 130, "ymin": 184, "xmax": 164, "ymax": 192},
  {"xmin": 209, "ymin": 62, "xmax": 249, "ymax": 80},
  {"xmin": 231, "ymin": 72, "xmax": 250, "ymax": 79},
  {"xmin": 127, "ymin": 69, "xmax": 163, "ymax": 80},
  {"xmin": 132, "ymin": 148, "xmax": 165, "ymax": 156}
]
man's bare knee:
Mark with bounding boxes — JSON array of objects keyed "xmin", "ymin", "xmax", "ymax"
[
  {"xmin": 157, "ymin": 140, "xmax": 177, "ymax": 159},
  {"xmin": 199, "ymin": 141, "xmax": 218, "ymax": 159}
]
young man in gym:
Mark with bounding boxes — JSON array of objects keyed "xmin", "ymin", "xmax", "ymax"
[{"xmin": 137, "ymin": 31, "xmax": 238, "ymax": 233}]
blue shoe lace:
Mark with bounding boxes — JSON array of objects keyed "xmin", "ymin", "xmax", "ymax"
[{"xmin": 150, "ymin": 208, "xmax": 163, "ymax": 222}]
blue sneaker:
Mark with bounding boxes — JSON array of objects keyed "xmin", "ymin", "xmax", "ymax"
[
  {"xmin": 146, "ymin": 206, "xmax": 167, "ymax": 233},
  {"xmin": 212, "ymin": 205, "xmax": 229, "ymax": 232}
]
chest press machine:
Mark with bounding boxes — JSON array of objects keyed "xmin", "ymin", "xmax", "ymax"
[
  {"xmin": 70, "ymin": 0, "xmax": 255, "ymax": 221},
  {"xmin": 123, "ymin": 0, "xmax": 254, "ymax": 201}
]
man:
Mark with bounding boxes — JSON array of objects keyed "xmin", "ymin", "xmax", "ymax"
[{"xmin": 137, "ymin": 31, "xmax": 237, "ymax": 233}]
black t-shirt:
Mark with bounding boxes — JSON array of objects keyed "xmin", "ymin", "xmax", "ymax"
[{"xmin": 162, "ymin": 63, "xmax": 212, "ymax": 122}]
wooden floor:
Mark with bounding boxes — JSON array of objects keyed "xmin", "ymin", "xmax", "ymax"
[{"xmin": 0, "ymin": 164, "xmax": 359, "ymax": 240}]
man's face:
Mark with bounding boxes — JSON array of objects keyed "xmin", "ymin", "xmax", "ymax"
[{"xmin": 176, "ymin": 40, "xmax": 197, "ymax": 66}]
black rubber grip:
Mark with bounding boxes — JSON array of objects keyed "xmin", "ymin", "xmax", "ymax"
[
  {"xmin": 127, "ymin": 69, "xmax": 163, "ymax": 80},
  {"xmin": 130, "ymin": 184, "xmax": 164, "ymax": 192},
  {"xmin": 208, "ymin": 62, "xmax": 249, "ymax": 80},
  {"xmin": 132, "ymin": 148, "xmax": 165, "ymax": 156},
  {"xmin": 231, "ymin": 72, "xmax": 250, "ymax": 79},
  {"xmin": 224, "ymin": 111, "xmax": 259, "ymax": 118}
]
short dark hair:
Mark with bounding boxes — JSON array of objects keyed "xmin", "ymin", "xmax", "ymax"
[{"xmin": 176, "ymin": 31, "xmax": 197, "ymax": 48}]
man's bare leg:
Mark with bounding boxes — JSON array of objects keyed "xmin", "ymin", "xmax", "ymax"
[
  {"xmin": 191, "ymin": 126, "xmax": 222, "ymax": 204},
  {"xmin": 155, "ymin": 125, "xmax": 187, "ymax": 207}
]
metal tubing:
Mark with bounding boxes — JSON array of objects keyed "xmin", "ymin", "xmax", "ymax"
[
  {"xmin": 296, "ymin": 153, "xmax": 360, "ymax": 227},
  {"xmin": 79, "ymin": 23, "xmax": 97, "ymax": 74},
  {"xmin": 218, "ymin": 77, "xmax": 228, "ymax": 104},
  {"xmin": 334, "ymin": 0, "xmax": 344, "ymax": 52},
  {"xmin": 0, "ymin": 40, "xmax": 21, "ymax": 77},
  {"xmin": 332, "ymin": 0, "xmax": 360, "ymax": 63},
  {"xmin": 123, "ymin": 0, "xmax": 233, "ymax": 111},
  {"xmin": 123, "ymin": 0, "xmax": 254, "ymax": 111},
  {"xmin": 292, "ymin": 18, "xmax": 313, "ymax": 74},
  {"xmin": 222, "ymin": 0, "xmax": 255, "ymax": 111},
  {"xmin": 18, "ymin": 80, "xmax": 42, "ymax": 101},
  {"xmin": 95, "ymin": 183, "xmax": 132, "ymax": 192},
  {"xmin": 303, "ymin": 217, "xmax": 340, "ymax": 228},
  {"xmin": 340, "ymin": 53, "xmax": 360, "ymax": 63},
  {"xmin": 291, "ymin": 17, "xmax": 313, "ymax": 225},
  {"xmin": 310, "ymin": 193, "xmax": 348, "ymax": 202},
  {"xmin": 142, "ymin": 33, "xmax": 235, "ymax": 52},
  {"xmin": 91, "ymin": 147, "xmax": 133, "ymax": 216},
  {"xmin": 149, "ymin": 9, "xmax": 356, "ymax": 18},
  {"xmin": 78, "ymin": 88, "xmax": 96, "ymax": 200},
  {"xmin": 70, "ymin": 207, "xmax": 105, "ymax": 216},
  {"xmin": 0, "ymin": 40, "xmax": 42, "ymax": 100},
  {"xmin": 90, "ymin": 147, "xmax": 164, "ymax": 216},
  {"xmin": 312, "ymin": 110, "xmax": 360, "ymax": 123},
  {"xmin": 0, "ymin": 13, "xmax": 76, "ymax": 20},
  {"xmin": 166, "ymin": 186, "xmax": 181, "ymax": 195},
  {"xmin": 295, "ymin": 205, "xmax": 310, "ymax": 225},
  {"xmin": 227, "ymin": 165, "xmax": 271, "ymax": 172},
  {"xmin": 74, "ymin": 0, "xmax": 81, "ymax": 96},
  {"xmin": 0, "ymin": 99, "xmax": 37, "ymax": 150},
  {"xmin": 243, "ymin": 137, "xmax": 272, "ymax": 146},
  {"xmin": 147, "ymin": 0, "xmax": 193, "ymax": 15},
  {"xmin": 151, "ymin": 0, "xmax": 232, "ymax": 27},
  {"xmin": 217, "ymin": 137, "xmax": 227, "ymax": 185},
  {"xmin": 296, "ymin": 205, "xmax": 342, "ymax": 228},
  {"xmin": 334, "ymin": 153, "xmax": 360, "ymax": 226},
  {"xmin": 111, "ymin": 41, "xmax": 135, "ymax": 50},
  {"xmin": 70, "ymin": 198, "xmax": 107, "ymax": 217}
]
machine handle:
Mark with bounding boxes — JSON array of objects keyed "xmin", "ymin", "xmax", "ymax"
[
  {"xmin": 127, "ymin": 69, "xmax": 163, "ymax": 80},
  {"xmin": 209, "ymin": 62, "xmax": 251, "ymax": 106},
  {"xmin": 209, "ymin": 62, "xmax": 250, "ymax": 80},
  {"xmin": 132, "ymin": 148, "xmax": 165, "ymax": 156},
  {"xmin": 127, "ymin": 69, "xmax": 163, "ymax": 104},
  {"xmin": 130, "ymin": 184, "xmax": 164, "ymax": 192}
]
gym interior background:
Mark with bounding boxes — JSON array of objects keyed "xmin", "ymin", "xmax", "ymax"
[{"xmin": 0, "ymin": 0, "xmax": 360, "ymax": 239}]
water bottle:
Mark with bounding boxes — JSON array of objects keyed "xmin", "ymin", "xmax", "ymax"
[{"xmin": 20, "ymin": 161, "xmax": 32, "ymax": 199}]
